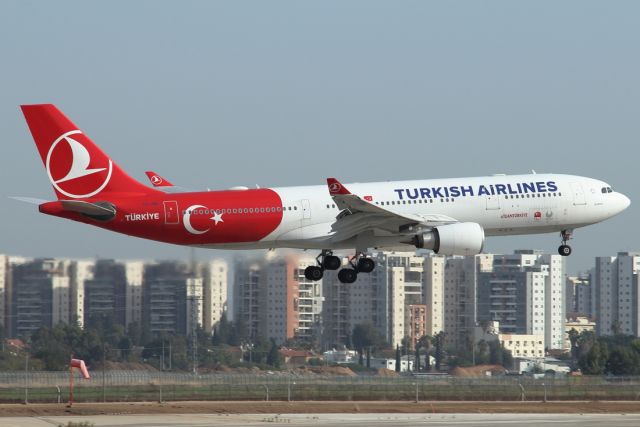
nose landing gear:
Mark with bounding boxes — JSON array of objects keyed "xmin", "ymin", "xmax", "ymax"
[{"xmin": 558, "ymin": 229, "xmax": 573, "ymax": 257}]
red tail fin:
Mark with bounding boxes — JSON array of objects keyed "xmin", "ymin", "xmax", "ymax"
[{"xmin": 21, "ymin": 104, "xmax": 155, "ymax": 199}]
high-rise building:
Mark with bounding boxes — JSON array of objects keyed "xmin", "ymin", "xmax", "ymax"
[
  {"xmin": 477, "ymin": 251, "xmax": 566, "ymax": 350},
  {"xmin": 233, "ymin": 259, "xmax": 264, "ymax": 341},
  {"xmin": 69, "ymin": 260, "xmax": 95, "ymax": 328},
  {"xmin": 407, "ymin": 304, "xmax": 427, "ymax": 349},
  {"xmin": 444, "ymin": 254, "xmax": 493, "ymax": 351},
  {"xmin": 143, "ymin": 262, "xmax": 203, "ymax": 335},
  {"xmin": 262, "ymin": 253, "xmax": 323, "ymax": 345},
  {"xmin": 124, "ymin": 261, "xmax": 144, "ymax": 327},
  {"xmin": 84, "ymin": 260, "xmax": 126, "ymax": 328},
  {"xmin": 593, "ymin": 252, "xmax": 640, "ymax": 336},
  {"xmin": 234, "ymin": 254, "xmax": 323, "ymax": 345},
  {"xmin": 566, "ymin": 275, "xmax": 590, "ymax": 316},
  {"xmin": 575, "ymin": 271, "xmax": 593, "ymax": 318},
  {"xmin": 10, "ymin": 259, "xmax": 71, "ymax": 338},
  {"xmin": 203, "ymin": 259, "xmax": 228, "ymax": 334},
  {"xmin": 423, "ymin": 255, "xmax": 445, "ymax": 337}
]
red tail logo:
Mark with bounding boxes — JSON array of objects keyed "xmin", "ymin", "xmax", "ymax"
[{"xmin": 47, "ymin": 130, "xmax": 113, "ymax": 198}]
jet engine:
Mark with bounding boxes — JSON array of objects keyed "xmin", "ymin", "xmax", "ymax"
[{"xmin": 412, "ymin": 222, "xmax": 485, "ymax": 256}]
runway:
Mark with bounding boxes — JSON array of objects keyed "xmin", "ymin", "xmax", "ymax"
[{"xmin": 2, "ymin": 413, "xmax": 640, "ymax": 427}]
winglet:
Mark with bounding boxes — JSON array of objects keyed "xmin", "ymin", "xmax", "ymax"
[
  {"xmin": 327, "ymin": 177, "xmax": 351, "ymax": 195},
  {"xmin": 145, "ymin": 171, "xmax": 173, "ymax": 187}
]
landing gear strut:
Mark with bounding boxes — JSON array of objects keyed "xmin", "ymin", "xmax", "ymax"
[{"xmin": 558, "ymin": 229, "xmax": 572, "ymax": 257}]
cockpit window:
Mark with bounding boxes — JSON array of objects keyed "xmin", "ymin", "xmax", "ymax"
[
  {"xmin": 602, "ymin": 186, "xmax": 613, "ymax": 193},
  {"xmin": 602, "ymin": 187, "xmax": 607, "ymax": 194}
]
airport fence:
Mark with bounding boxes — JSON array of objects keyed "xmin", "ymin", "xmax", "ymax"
[{"xmin": 1, "ymin": 370, "xmax": 640, "ymax": 403}]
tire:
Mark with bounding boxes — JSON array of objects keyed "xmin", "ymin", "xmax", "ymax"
[
  {"xmin": 357, "ymin": 258, "xmax": 375, "ymax": 273},
  {"xmin": 558, "ymin": 245, "xmax": 572, "ymax": 257},
  {"xmin": 338, "ymin": 268, "xmax": 358, "ymax": 284},
  {"xmin": 323, "ymin": 255, "xmax": 341, "ymax": 270},
  {"xmin": 304, "ymin": 265, "xmax": 324, "ymax": 281}
]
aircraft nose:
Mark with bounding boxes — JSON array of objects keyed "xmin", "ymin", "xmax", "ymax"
[{"xmin": 615, "ymin": 192, "xmax": 631, "ymax": 213}]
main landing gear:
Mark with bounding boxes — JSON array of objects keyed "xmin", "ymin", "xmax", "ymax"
[
  {"xmin": 558, "ymin": 229, "xmax": 573, "ymax": 257},
  {"xmin": 304, "ymin": 250, "xmax": 376, "ymax": 284}
]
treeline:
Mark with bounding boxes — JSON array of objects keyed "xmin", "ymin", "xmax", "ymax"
[
  {"xmin": 0, "ymin": 317, "xmax": 282, "ymax": 372},
  {"xmin": 569, "ymin": 330, "xmax": 640, "ymax": 375}
]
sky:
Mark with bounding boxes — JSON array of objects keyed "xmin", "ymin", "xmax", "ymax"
[{"xmin": 1, "ymin": 1, "xmax": 638, "ymax": 275}]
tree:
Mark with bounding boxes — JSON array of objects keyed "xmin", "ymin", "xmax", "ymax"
[
  {"xmin": 432, "ymin": 332, "xmax": 446, "ymax": 371},
  {"xmin": 266, "ymin": 339, "xmax": 281, "ymax": 368},
  {"xmin": 366, "ymin": 347, "xmax": 371, "ymax": 369},
  {"xmin": 579, "ymin": 340, "xmax": 609, "ymax": 375},
  {"xmin": 476, "ymin": 340, "xmax": 490, "ymax": 365},
  {"xmin": 568, "ymin": 328, "xmax": 580, "ymax": 361},
  {"xmin": 414, "ymin": 345, "xmax": 421, "ymax": 372},
  {"xmin": 418, "ymin": 335, "xmax": 432, "ymax": 372},
  {"xmin": 401, "ymin": 336, "xmax": 411, "ymax": 355},
  {"xmin": 351, "ymin": 323, "xmax": 383, "ymax": 363},
  {"xmin": 488, "ymin": 340, "xmax": 503, "ymax": 366},
  {"xmin": 395, "ymin": 345, "xmax": 401, "ymax": 372},
  {"xmin": 501, "ymin": 344, "xmax": 513, "ymax": 370},
  {"xmin": 606, "ymin": 346, "xmax": 640, "ymax": 375}
]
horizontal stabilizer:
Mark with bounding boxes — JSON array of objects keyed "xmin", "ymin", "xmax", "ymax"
[{"xmin": 10, "ymin": 196, "xmax": 49, "ymax": 205}]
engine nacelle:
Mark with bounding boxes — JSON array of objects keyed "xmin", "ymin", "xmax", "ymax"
[{"xmin": 413, "ymin": 222, "xmax": 485, "ymax": 256}]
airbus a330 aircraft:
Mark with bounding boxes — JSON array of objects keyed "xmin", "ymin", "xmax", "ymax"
[{"xmin": 19, "ymin": 104, "xmax": 630, "ymax": 283}]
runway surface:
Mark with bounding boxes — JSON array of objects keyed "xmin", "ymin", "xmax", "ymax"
[{"xmin": 2, "ymin": 413, "xmax": 640, "ymax": 427}]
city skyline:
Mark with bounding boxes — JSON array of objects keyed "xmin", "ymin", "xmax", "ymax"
[{"xmin": 5, "ymin": 248, "xmax": 638, "ymax": 351}]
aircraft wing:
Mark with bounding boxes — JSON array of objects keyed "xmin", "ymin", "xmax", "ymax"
[{"xmin": 326, "ymin": 177, "xmax": 457, "ymax": 241}]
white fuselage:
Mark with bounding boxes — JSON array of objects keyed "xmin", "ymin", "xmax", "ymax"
[{"xmin": 209, "ymin": 173, "xmax": 630, "ymax": 251}]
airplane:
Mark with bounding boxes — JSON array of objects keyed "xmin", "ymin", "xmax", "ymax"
[{"xmin": 19, "ymin": 104, "xmax": 630, "ymax": 283}]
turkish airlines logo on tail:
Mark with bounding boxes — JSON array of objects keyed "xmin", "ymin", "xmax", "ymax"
[
  {"xmin": 46, "ymin": 130, "xmax": 113, "ymax": 198},
  {"xmin": 150, "ymin": 175, "xmax": 163, "ymax": 185},
  {"xmin": 329, "ymin": 182, "xmax": 342, "ymax": 194}
]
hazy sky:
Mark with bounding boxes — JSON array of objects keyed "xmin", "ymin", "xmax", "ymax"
[{"xmin": 1, "ymin": 1, "xmax": 638, "ymax": 274}]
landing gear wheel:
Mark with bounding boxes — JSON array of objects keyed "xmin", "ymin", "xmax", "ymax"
[
  {"xmin": 304, "ymin": 265, "xmax": 324, "ymax": 281},
  {"xmin": 558, "ymin": 245, "xmax": 572, "ymax": 257},
  {"xmin": 558, "ymin": 229, "xmax": 573, "ymax": 257},
  {"xmin": 323, "ymin": 255, "xmax": 341, "ymax": 270},
  {"xmin": 357, "ymin": 258, "xmax": 375, "ymax": 273},
  {"xmin": 338, "ymin": 268, "xmax": 358, "ymax": 284}
]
